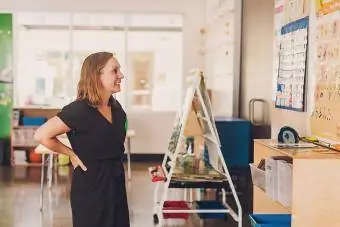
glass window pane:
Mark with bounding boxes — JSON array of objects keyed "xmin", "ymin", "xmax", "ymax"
[
  {"xmin": 127, "ymin": 30, "xmax": 183, "ymax": 111},
  {"xmin": 15, "ymin": 12, "xmax": 72, "ymax": 107}
]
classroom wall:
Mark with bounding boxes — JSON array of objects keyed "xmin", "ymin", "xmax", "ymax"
[
  {"xmin": 240, "ymin": 0, "xmax": 274, "ymax": 123},
  {"xmin": 241, "ymin": 0, "xmax": 313, "ymax": 139},
  {"xmin": 203, "ymin": 0, "xmax": 242, "ymax": 117},
  {"xmin": 1, "ymin": 0, "xmax": 206, "ymax": 154},
  {"xmin": 271, "ymin": 0, "xmax": 313, "ymax": 138}
]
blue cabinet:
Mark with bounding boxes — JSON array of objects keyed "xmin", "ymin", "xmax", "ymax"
[{"xmin": 215, "ymin": 117, "xmax": 253, "ymax": 168}]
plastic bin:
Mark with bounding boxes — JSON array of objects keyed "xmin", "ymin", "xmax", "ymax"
[
  {"xmin": 249, "ymin": 214, "xmax": 291, "ymax": 227},
  {"xmin": 162, "ymin": 201, "xmax": 189, "ymax": 219},
  {"xmin": 265, "ymin": 157, "xmax": 278, "ymax": 201},
  {"xmin": 22, "ymin": 117, "xmax": 46, "ymax": 126},
  {"xmin": 277, "ymin": 160, "xmax": 292, "ymax": 207},
  {"xmin": 250, "ymin": 163, "xmax": 265, "ymax": 191},
  {"xmin": 195, "ymin": 200, "xmax": 226, "ymax": 219}
]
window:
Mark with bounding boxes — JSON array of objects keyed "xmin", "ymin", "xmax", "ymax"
[
  {"xmin": 14, "ymin": 12, "xmax": 183, "ymax": 111},
  {"xmin": 127, "ymin": 13, "xmax": 183, "ymax": 111},
  {"xmin": 127, "ymin": 31, "xmax": 183, "ymax": 111},
  {"xmin": 15, "ymin": 13, "xmax": 72, "ymax": 107}
]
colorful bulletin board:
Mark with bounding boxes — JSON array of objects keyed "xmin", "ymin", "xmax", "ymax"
[
  {"xmin": 315, "ymin": 0, "xmax": 339, "ymax": 17},
  {"xmin": 0, "ymin": 14, "xmax": 13, "ymax": 139},
  {"xmin": 275, "ymin": 16, "xmax": 309, "ymax": 112},
  {"xmin": 310, "ymin": 1, "xmax": 340, "ymax": 141}
]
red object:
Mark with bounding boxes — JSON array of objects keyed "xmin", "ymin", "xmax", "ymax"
[
  {"xmin": 148, "ymin": 165, "xmax": 166, "ymax": 182},
  {"xmin": 163, "ymin": 201, "xmax": 190, "ymax": 219},
  {"xmin": 29, "ymin": 149, "xmax": 42, "ymax": 163}
]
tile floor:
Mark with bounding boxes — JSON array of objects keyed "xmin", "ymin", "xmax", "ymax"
[{"xmin": 0, "ymin": 163, "xmax": 252, "ymax": 227}]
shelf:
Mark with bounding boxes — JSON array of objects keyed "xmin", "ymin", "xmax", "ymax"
[
  {"xmin": 13, "ymin": 145, "xmax": 36, "ymax": 150},
  {"xmin": 13, "ymin": 125, "xmax": 39, "ymax": 129},
  {"xmin": 13, "ymin": 105, "xmax": 61, "ymax": 110},
  {"xmin": 13, "ymin": 163, "xmax": 46, "ymax": 167},
  {"xmin": 169, "ymin": 179, "xmax": 228, "ymax": 189},
  {"xmin": 254, "ymin": 139, "xmax": 340, "ymax": 160}
]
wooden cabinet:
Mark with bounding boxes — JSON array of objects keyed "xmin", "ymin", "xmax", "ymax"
[
  {"xmin": 253, "ymin": 140, "xmax": 291, "ymax": 214},
  {"xmin": 253, "ymin": 139, "xmax": 340, "ymax": 227}
]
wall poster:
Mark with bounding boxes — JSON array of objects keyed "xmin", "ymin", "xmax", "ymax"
[
  {"xmin": 315, "ymin": 0, "xmax": 339, "ymax": 17},
  {"xmin": 310, "ymin": 1, "xmax": 340, "ymax": 141},
  {"xmin": 273, "ymin": 0, "xmax": 285, "ymax": 102},
  {"xmin": 275, "ymin": 16, "xmax": 309, "ymax": 111}
]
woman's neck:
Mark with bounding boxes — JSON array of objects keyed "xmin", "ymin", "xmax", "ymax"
[{"xmin": 101, "ymin": 92, "xmax": 112, "ymax": 107}]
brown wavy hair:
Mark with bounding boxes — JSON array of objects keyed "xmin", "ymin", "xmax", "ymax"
[{"xmin": 77, "ymin": 52, "xmax": 114, "ymax": 106}]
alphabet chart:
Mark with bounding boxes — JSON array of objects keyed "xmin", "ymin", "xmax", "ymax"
[{"xmin": 275, "ymin": 16, "xmax": 309, "ymax": 111}]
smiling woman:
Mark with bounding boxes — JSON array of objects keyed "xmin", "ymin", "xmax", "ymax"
[
  {"xmin": 77, "ymin": 52, "xmax": 124, "ymax": 106},
  {"xmin": 34, "ymin": 52, "xmax": 129, "ymax": 227}
]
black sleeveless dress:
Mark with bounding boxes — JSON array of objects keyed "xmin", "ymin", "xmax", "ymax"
[{"xmin": 57, "ymin": 97, "xmax": 130, "ymax": 227}]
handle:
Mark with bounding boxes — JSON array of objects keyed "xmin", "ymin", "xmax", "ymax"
[{"xmin": 249, "ymin": 98, "xmax": 268, "ymax": 126}]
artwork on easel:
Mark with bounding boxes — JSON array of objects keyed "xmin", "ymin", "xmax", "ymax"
[
  {"xmin": 167, "ymin": 82, "xmax": 196, "ymax": 154},
  {"xmin": 310, "ymin": 3, "xmax": 340, "ymax": 141},
  {"xmin": 275, "ymin": 16, "xmax": 309, "ymax": 112},
  {"xmin": 197, "ymin": 74, "xmax": 220, "ymax": 145}
]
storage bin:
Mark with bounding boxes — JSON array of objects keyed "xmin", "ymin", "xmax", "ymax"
[
  {"xmin": 265, "ymin": 157, "xmax": 278, "ymax": 201},
  {"xmin": 277, "ymin": 160, "xmax": 292, "ymax": 207},
  {"xmin": 249, "ymin": 214, "xmax": 291, "ymax": 227},
  {"xmin": 250, "ymin": 163, "xmax": 265, "ymax": 191},
  {"xmin": 22, "ymin": 116, "xmax": 46, "ymax": 126},
  {"xmin": 12, "ymin": 127, "xmax": 39, "ymax": 147},
  {"xmin": 162, "ymin": 201, "xmax": 189, "ymax": 219},
  {"xmin": 195, "ymin": 200, "xmax": 226, "ymax": 219}
]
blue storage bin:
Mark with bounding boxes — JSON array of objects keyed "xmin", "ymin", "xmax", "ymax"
[
  {"xmin": 22, "ymin": 117, "xmax": 46, "ymax": 126},
  {"xmin": 249, "ymin": 214, "xmax": 291, "ymax": 227},
  {"xmin": 195, "ymin": 200, "xmax": 226, "ymax": 219}
]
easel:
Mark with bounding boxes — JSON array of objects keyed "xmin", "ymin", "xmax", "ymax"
[{"xmin": 150, "ymin": 70, "xmax": 242, "ymax": 226}]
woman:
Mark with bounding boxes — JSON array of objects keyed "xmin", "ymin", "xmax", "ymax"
[{"xmin": 34, "ymin": 52, "xmax": 130, "ymax": 227}]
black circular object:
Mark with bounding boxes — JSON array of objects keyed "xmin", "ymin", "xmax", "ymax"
[{"xmin": 278, "ymin": 126, "xmax": 299, "ymax": 144}]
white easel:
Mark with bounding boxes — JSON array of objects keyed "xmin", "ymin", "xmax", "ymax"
[{"xmin": 151, "ymin": 70, "xmax": 242, "ymax": 226}]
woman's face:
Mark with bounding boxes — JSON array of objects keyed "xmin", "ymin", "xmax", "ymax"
[{"xmin": 100, "ymin": 57, "xmax": 124, "ymax": 94}]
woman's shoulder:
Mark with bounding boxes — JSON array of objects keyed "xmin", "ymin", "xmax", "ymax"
[{"xmin": 61, "ymin": 99, "xmax": 91, "ymax": 112}]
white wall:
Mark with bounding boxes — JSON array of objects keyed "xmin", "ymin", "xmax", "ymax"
[
  {"xmin": 1, "ymin": 0, "xmax": 206, "ymax": 154},
  {"xmin": 240, "ymin": 0, "xmax": 312, "ymax": 139},
  {"xmin": 204, "ymin": 0, "xmax": 242, "ymax": 117},
  {"xmin": 240, "ymin": 0, "xmax": 274, "ymax": 123}
]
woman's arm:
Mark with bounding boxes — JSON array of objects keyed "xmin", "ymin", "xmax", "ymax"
[{"xmin": 34, "ymin": 116, "xmax": 87, "ymax": 171}]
